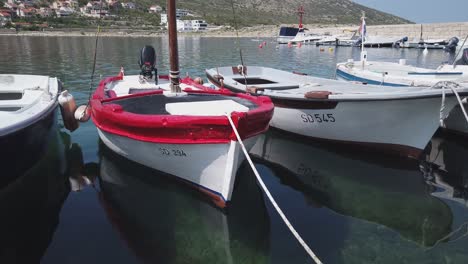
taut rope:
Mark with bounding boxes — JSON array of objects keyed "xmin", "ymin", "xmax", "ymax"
[{"xmin": 225, "ymin": 114, "xmax": 323, "ymax": 264}]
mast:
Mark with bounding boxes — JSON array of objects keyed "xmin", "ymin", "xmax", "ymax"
[
  {"xmin": 297, "ymin": 5, "xmax": 304, "ymax": 30},
  {"xmin": 167, "ymin": 0, "xmax": 181, "ymax": 93},
  {"xmin": 360, "ymin": 11, "xmax": 367, "ymax": 69}
]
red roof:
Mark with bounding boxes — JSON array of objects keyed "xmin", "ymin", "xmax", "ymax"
[{"xmin": 0, "ymin": 12, "xmax": 11, "ymax": 17}]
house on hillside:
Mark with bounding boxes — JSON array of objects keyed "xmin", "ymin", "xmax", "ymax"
[
  {"xmin": 4, "ymin": 2, "xmax": 18, "ymax": 12},
  {"xmin": 148, "ymin": 5, "xmax": 162, "ymax": 13},
  {"xmin": 166, "ymin": 19, "xmax": 209, "ymax": 32},
  {"xmin": 160, "ymin": 9, "xmax": 191, "ymax": 25},
  {"xmin": 81, "ymin": 1, "xmax": 109, "ymax": 17},
  {"xmin": 0, "ymin": 12, "xmax": 12, "ymax": 27},
  {"xmin": 191, "ymin": 20, "xmax": 207, "ymax": 31},
  {"xmin": 16, "ymin": 7, "xmax": 36, "ymax": 18},
  {"xmin": 121, "ymin": 2, "xmax": 135, "ymax": 9},
  {"xmin": 38, "ymin": 7, "xmax": 54, "ymax": 17},
  {"xmin": 55, "ymin": 6, "xmax": 75, "ymax": 17},
  {"xmin": 51, "ymin": 0, "xmax": 78, "ymax": 10}
]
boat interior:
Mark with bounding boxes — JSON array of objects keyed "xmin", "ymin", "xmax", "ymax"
[{"xmin": 103, "ymin": 76, "xmax": 257, "ymax": 116}]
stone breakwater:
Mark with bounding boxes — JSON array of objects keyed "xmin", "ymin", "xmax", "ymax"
[
  {"xmin": 303, "ymin": 22, "xmax": 468, "ymax": 40},
  {"xmin": 0, "ymin": 22, "xmax": 467, "ymax": 39}
]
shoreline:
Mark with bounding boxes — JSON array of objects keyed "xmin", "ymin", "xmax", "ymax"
[{"xmin": 1, "ymin": 22, "xmax": 467, "ymax": 39}]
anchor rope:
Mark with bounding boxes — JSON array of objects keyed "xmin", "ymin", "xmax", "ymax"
[
  {"xmin": 436, "ymin": 81, "xmax": 468, "ymax": 127},
  {"xmin": 228, "ymin": 0, "xmax": 249, "ymax": 91},
  {"xmin": 84, "ymin": 0, "xmax": 104, "ymax": 111},
  {"xmin": 225, "ymin": 114, "xmax": 323, "ymax": 264}
]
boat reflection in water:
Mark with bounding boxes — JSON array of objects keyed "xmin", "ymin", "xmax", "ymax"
[
  {"xmin": 0, "ymin": 131, "xmax": 70, "ymax": 263},
  {"xmin": 424, "ymin": 133, "xmax": 468, "ymax": 245},
  {"xmin": 97, "ymin": 144, "xmax": 270, "ymax": 263},
  {"xmin": 427, "ymin": 133, "xmax": 468, "ymax": 204},
  {"xmin": 250, "ymin": 129, "xmax": 456, "ymax": 247}
]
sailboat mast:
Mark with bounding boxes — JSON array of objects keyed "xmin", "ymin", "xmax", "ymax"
[{"xmin": 167, "ymin": 0, "xmax": 181, "ymax": 93}]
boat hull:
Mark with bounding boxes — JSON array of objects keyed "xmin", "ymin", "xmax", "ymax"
[
  {"xmin": 0, "ymin": 106, "xmax": 58, "ymax": 186},
  {"xmin": 336, "ymin": 62, "xmax": 468, "ymax": 136},
  {"xmin": 97, "ymin": 128, "xmax": 258, "ymax": 207},
  {"xmin": 269, "ymin": 96, "xmax": 458, "ymax": 158},
  {"xmin": 443, "ymin": 104, "xmax": 468, "ymax": 136}
]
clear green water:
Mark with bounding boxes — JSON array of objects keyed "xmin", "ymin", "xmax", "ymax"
[{"xmin": 0, "ymin": 36, "xmax": 467, "ymax": 264}]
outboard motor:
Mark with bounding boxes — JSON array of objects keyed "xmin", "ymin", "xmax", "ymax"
[
  {"xmin": 138, "ymin": 45, "xmax": 157, "ymax": 83},
  {"xmin": 444, "ymin": 37, "xmax": 459, "ymax": 53},
  {"xmin": 354, "ymin": 38, "xmax": 362, "ymax": 47},
  {"xmin": 455, "ymin": 48, "xmax": 468, "ymax": 66},
  {"xmin": 394, "ymin": 37, "xmax": 408, "ymax": 48}
]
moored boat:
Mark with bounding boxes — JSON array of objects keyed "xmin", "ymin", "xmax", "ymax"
[
  {"xmin": 89, "ymin": 0, "xmax": 273, "ymax": 208},
  {"xmin": 336, "ymin": 47, "xmax": 468, "ymax": 87},
  {"xmin": 0, "ymin": 74, "xmax": 60, "ymax": 182},
  {"xmin": 336, "ymin": 44, "xmax": 468, "ymax": 136},
  {"xmin": 206, "ymin": 66, "xmax": 468, "ymax": 158}
]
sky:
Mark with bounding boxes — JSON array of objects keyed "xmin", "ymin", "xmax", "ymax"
[{"xmin": 353, "ymin": 0, "xmax": 468, "ymax": 23}]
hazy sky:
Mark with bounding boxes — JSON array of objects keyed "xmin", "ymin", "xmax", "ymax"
[{"xmin": 353, "ymin": 0, "xmax": 468, "ymax": 23}]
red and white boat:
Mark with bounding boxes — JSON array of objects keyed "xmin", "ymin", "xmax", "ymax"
[{"xmin": 90, "ymin": 0, "xmax": 273, "ymax": 208}]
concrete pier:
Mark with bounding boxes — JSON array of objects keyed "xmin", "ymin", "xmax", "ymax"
[{"xmin": 305, "ymin": 22, "xmax": 468, "ymax": 40}]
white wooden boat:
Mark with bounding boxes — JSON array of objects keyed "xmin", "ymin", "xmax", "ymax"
[
  {"xmin": 0, "ymin": 74, "xmax": 60, "ymax": 181},
  {"xmin": 206, "ymin": 66, "xmax": 468, "ymax": 158},
  {"xmin": 336, "ymin": 56, "xmax": 468, "ymax": 87},
  {"xmin": 336, "ymin": 45, "xmax": 468, "ymax": 135},
  {"xmin": 91, "ymin": 72, "xmax": 272, "ymax": 208},
  {"xmin": 90, "ymin": 4, "xmax": 274, "ymax": 208}
]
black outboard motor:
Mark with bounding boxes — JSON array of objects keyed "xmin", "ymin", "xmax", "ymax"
[
  {"xmin": 444, "ymin": 37, "xmax": 459, "ymax": 53},
  {"xmin": 394, "ymin": 36, "xmax": 408, "ymax": 48},
  {"xmin": 455, "ymin": 48, "xmax": 468, "ymax": 66},
  {"xmin": 138, "ymin": 45, "xmax": 157, "ymax": 83},
  {"xmin": 354, "ymin": 38, "xmax": 362, "ymax": 47}
]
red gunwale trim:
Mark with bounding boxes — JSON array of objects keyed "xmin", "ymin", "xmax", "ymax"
[{"xmin": 91, "ymin": 75, "xmax": 273, "ymax": 144}]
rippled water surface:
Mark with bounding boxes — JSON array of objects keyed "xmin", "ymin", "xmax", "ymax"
[{"xmin": 1, "ymin": 36, "xmax": 467, "ymax": 264}]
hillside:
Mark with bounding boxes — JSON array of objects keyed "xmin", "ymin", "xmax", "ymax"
[{"xmin": 145, "ymin": 0, "xmax": 412, "ymax": 26}]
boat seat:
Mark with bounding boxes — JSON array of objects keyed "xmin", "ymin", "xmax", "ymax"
[
  {"xmin": 128, "ymin": 88, "xmax": 162, "ymax": 94},
  {"xmin": 0, "ymin": 90, "xmax": 43, "ymax": 107},
  {"xmin": 165, "ymin": 99, "xmax": 249, "ymax": 116}
]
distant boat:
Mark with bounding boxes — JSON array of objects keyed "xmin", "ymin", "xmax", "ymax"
[
  {"xmin": 90, "ymin": 0, "xmax": 273, "ymax": 208},
  {"xmin": 0, "ymin": 74, "xmax": 60, "ymax": 182},
  {"xmin": 277, "ymin": 5, "xmax": 305, "ymax": 44},
  {"xmin": 336, "ymin": 44, "xmax": 468, "ymax": 135},
  {"xmin": 206, "ymin": 66, "xmax": 468, "ymax": 158},
  {"xmin": 361, "ymin": 35, "xmax": 405, "ymax": 48},
  {"xmin": 401, "ymin": 38, "xmax": 449, "ymax": 49}
]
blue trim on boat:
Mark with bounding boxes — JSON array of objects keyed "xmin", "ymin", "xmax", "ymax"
[
  {"xmin": 407, "ymin": 71, "xmax": 463, "ymax": 75},
  {"xmin": 336, "ymin": 68, "xmax": 409, "ymax": 87}
]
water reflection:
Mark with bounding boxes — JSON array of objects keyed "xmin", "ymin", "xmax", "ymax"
[
  {"xmin": 424, "ymin": 133, "xmax": 468, "ymax": 246},
  {"xmin": 0, "ymin": 131, "xmax": 70, "ymax": 263},
  {"xmin": 250, "ymin": 129, "xmax": 455, "ymax": 247},
  {"xmin": 97, "ymin": 144, "xmax": 270, "ymax": 263}
]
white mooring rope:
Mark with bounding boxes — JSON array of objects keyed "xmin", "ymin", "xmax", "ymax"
[
  {"xmin": 225, "ymin": 114, "xmax": 323, "ymax": 264},
  {"xmin": 436, "ymin": 81, "xmax": 468, "ymax": 127}
]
